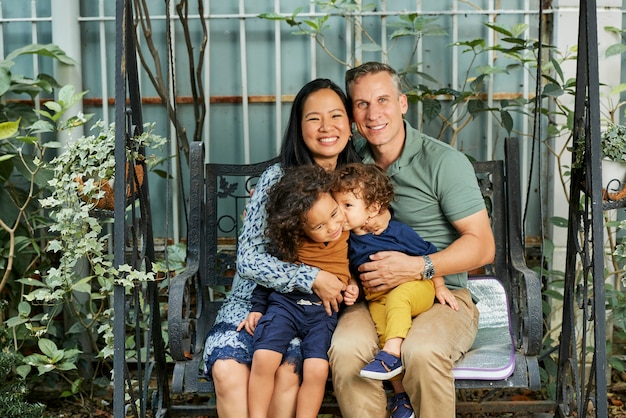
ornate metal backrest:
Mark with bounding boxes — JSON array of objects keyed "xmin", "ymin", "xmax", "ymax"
[{"xmin": 202, "ymin": 156, "xmax": 280, "ymax": 327}]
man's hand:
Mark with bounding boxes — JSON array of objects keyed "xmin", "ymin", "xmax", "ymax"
[
  {"xmin": 237, "ymin": 311, "xmax": 262, "ymax": 336},
  {"xmin": 358, "ymin": 251, "xmax": 421, "ymax": 293},
  {"xmin": 312, "ymin": 270, "xmax": 346, "ymax": 315}
]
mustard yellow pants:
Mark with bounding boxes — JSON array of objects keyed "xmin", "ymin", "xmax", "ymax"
[{"xmin": 367, "ymin": 280, "xmax": 435, "ymax": 346}]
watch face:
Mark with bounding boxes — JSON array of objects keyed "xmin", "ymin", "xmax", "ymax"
[{"xmin": 424, "ymin": 255, "xmax": 434, "ymax": 279}]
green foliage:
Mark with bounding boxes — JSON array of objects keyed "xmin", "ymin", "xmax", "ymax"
[
  {"xmin": 0, "ymin": 325, "xmax": 45, "ymax": 418},
  {"xmin": 0, "ymin": 44, "xmax": 86, "ymax": 311},
  {"xmin": 1, "ymin": 42, "xmax": 173, "ymax": 409},
  {"xmin": 601, "ymin": 123, "xmax": 626, "ymax": 162}
]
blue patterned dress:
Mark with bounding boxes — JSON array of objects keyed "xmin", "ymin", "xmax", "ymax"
[{"xmin": 203, "ymin": 163, "xmax": 319, "ymax": 376}]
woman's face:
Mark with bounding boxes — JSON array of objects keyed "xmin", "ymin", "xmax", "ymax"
[{"xmin": 300, "ymin": 89, "xmax": 352, "ymax": 170}]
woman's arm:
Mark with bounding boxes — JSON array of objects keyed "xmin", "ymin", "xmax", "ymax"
[{"xmin": 236, "ymin": 164, "xmax": 319, "ymax": 294}]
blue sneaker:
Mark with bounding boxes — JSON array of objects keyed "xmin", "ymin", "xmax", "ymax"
[
  {"xmin": 388, "ymin": 392, "xmax": 415, "ymax": 418},
  {"xmin": 360, "ymin": 350, "xmax": 403, "ymax": 380}
]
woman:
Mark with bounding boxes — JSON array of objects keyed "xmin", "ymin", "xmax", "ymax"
[{"xmin": 203, "ymin": 78, "xmax": 360, "ymax": 418}]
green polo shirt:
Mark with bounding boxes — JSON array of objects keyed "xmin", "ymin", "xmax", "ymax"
[{"xmin": 354, "ymin": 121, "xmax": 485, "ymax": 290}]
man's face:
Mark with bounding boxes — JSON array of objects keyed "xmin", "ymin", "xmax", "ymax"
[{"xmin": 350, "ymin": 71, "xmax": 408, "ymax": 150}]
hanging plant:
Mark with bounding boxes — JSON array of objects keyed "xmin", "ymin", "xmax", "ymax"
[{"xmin": 55, "ymin": 121, "xmax": 164, "ymax": 211}]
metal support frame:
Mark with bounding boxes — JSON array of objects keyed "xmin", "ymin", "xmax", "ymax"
[
  {"xmin": 556, "ymin": 1, "xmax": 612, "ymax": 417},
  {"xmin": 113, "ymin": 1, "xmax": 169, "ymax": 416}
]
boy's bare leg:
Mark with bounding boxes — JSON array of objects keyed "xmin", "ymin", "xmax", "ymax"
[
  {"xmin": 248, "ymin": 349, "xmax": 282, "ymax": 418},
  {"xmin": 390, "ymin": 379, "xmax": 405, "ymax": 395},
  {"xmin": 296, "ymin": 358, "xmax": 329, "ymax": 418},
  {"xmin": 269, "ymin": 362, "xmax": 299, "ymax": 418},
  {"xmin": 381, "ymin": 337, "xmax": 403, "ymax": 357}
]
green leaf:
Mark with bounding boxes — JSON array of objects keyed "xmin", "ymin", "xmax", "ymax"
[
  {"xmin": 511, "ymin": 23, "xmax": 529, "ymax": 38},
  {"xmin": 18, "ymin": 301, "xmax": 31, "ymax": 316},
  {"xmin": 0, "ymin": 67, "xmax": 11, "ymax": 96},
  {"xmin": 610, "ymin": 83, "xmax": 626, "ymax": 97},
  {"xmin": 5, "ymin": 315, "xmax": 28, "ymax": 328},
  {"xmin": 606, "ymin": 43, "xmax": 626, "ymax": 57},
  {"xmin": 16, "ymin": 364, "xmax": 31, "ymax": 379},
  {"xmin": 467, "ymin": 99, "xmax": 485, "ymax": 116},
  {"xmin": 604, "ymin": 25, "xmax": 623, "ymax": 34},
  {"xmin": 548, "ymin": 216, "xmax": 569, "ymax": 228},
  {"xmin": 422, "ymin": 98, "xmax": 441, "ymax": 122},
  {"xmin": 38, "ymin": 338, "xmax": 61, "ymax": 359},
  {"xmin": 542, "ymin": 83, "xmax": 563, "ymax": 97},
  {"xmin": 0, "ymin": 119, "xmax": 19, "ymax": 140},
  {"xmin": 550, "ymin": 57, "xmax": 564, "ymax": 83},
  {"xmin": 500, "ymin": 110, "xmax": 513, "ymax": 135},
  {"xmin": 485, "ymin": 22, "xmax": 512, "ymax": 37},
  {"xmin": 56, "ymin": 362, "xmax": 78, "ymax": 371},
  {"xmin": 16, "ymin": 277, "xmax": 47, "ymax": 287},
  {"xmin": 15, "ymin": 135, "xmax": 38, "ymax": 144},
  {"xmin": 5, "ymin": 43, "xmax": 77, "ymax": 65}
]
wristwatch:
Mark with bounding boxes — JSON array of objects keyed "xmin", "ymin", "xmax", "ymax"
[{"xmin": 422, "ymin": 255, "xmax": 435, "ymax": 280}]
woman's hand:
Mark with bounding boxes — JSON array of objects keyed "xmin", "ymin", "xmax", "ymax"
[
  {"xmin": 236, "ymin": 311, "xmax": 263, "ymax": 335},
  {"xmin": 312, "ymin": 270, "xmax": 346, "ymax": 315}
]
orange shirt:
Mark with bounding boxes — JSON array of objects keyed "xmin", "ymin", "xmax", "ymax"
[{"xmin": 297, "ymin": 230, "xmax": 350, "ymax": 285}]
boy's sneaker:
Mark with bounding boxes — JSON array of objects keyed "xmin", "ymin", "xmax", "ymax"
[
  {"xmin": 388, "ymin": 392, "xmax": 415, "ymax": 418},
  {"xmin": 360, "ymin": 350, "xmax": 403, "ymax": 380}
]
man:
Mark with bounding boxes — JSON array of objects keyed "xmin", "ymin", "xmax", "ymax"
[{"xmin": 328, "ymin": 62, "xmax": 495, "ymax": 418}]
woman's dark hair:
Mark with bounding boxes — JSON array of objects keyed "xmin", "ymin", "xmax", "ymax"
[
  {"xmin": 280, "ymin": 78, "xmax": 360, "ymax": 168},
  {"xmin": 265, "ymin": 165, "xmax": 336, "ymax": 262}
]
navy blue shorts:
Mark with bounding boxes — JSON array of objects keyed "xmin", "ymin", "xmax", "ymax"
[{"xmin": 253, "ymin": 292, "xmax": 338, "ymax": 360}]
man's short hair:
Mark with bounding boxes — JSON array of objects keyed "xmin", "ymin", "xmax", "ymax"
[{"xmin": 345, "ymin": 61, "xmax": 403, "ymax": 97}]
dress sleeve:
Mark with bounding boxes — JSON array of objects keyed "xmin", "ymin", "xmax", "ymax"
[
  {"xmin": 250, "ymin": 285, "xmax": 271, "ymax": 314},
  {"xmin": 235, "ymin": 164, "xmax": 318, "ymax": 294}
]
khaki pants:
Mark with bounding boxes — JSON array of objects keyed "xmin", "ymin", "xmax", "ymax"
[{"xmin": 328, "ymin": 288, "xmax": 479, "ymax": 418}]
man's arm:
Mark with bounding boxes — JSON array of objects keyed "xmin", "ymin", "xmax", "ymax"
[{"xmin": 358, "ymin": 209, "xmax": 494, "ymax": 293}]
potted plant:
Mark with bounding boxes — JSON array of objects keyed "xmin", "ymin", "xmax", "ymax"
[{"xmin": 601, "ymin": 123, "xmax": 626, "ymax": 196}]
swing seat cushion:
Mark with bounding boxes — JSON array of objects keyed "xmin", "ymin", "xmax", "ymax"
[{"xmin": 453, "ymin": 276, "xmax": 515, "ymax": 380}]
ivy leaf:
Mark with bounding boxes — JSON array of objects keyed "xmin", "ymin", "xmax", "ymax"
[{"xmin": 16, "ymin": 365, "xmax": 31, "ymax": 379}]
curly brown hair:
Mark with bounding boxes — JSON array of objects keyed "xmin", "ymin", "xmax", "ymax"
[
  {"xmin": 265, "ymin": 165, "xmax": 337, "ymax": 262},
  {"xmin": 332, "ymin": 163, "xmax": 394, "ymax": 211}
]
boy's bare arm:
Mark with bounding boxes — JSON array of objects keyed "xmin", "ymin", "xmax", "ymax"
[{"xmin": 433, "ymin": 276, "xmax": 458, "ymax": 310}]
